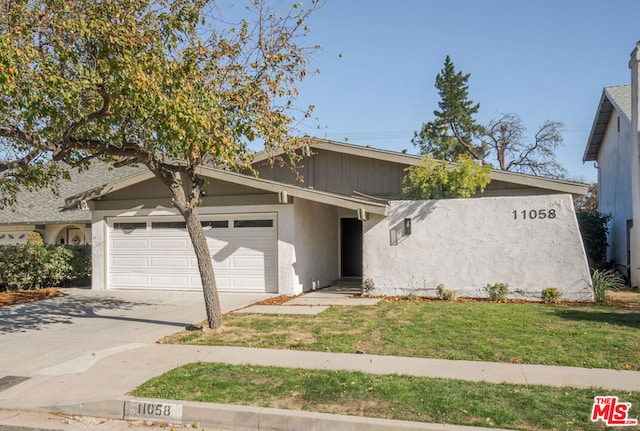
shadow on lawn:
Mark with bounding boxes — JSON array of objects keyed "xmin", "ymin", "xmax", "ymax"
[{"xmin": 552, "ymin": 308, "xmax": 640, "ymax": 329}]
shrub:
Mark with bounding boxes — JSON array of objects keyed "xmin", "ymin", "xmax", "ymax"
[
  {"xmin": 485, "ymin": 282, "xmax": 509, "ymax": 303},
  {"xmin": 591, "ymin": 269, "xmax": 625, "ymax": 302},
  {"xmin": 361, "ymin": 278, "xmax": 375, "ymax": 296},
  {"xmin": 63, "ymin": 244, "xmax": 92, "ymax": 286},
  {"xmin": 27, "ymin": 231, "xmax": 44, "ymax": 246},
  {"xmin": 576, "ymin": 210, "xmax": 611, "ymax": 271},
  {"xmin": 0, "ymin": 243, "xmax": 72, "ymax": 291},
  {"xmin": 436, "ymin": 284, "xmax": 458, "ymax": 301},
  {"xmin": 541, "ymin": 287, "xmax": 562, "ymax": 304}
]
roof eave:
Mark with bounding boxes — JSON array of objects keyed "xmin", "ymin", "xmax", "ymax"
[
  {"xmin": 583, "ymin": 90, "xmax": 612, "ymax": 162},
  {"xmin": 68, "ymin": 164, "xmax": 389, "ymax": 217}
]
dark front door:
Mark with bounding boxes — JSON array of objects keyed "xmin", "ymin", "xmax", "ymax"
[{"xmin": 341, "ymin": 218, "xmax": 363, "ymax": 277}]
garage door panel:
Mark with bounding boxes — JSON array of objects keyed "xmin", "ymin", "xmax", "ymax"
[
  {"xmin": 231, "ymin": 276, "xmax": 266, "ymax": 291},
  {"xmin": 109, "ymin": 214, "xmax": 277, "ymax": 292},
  {"xmin": 149, "ymin": 274, "xmax": 191, "ymax": 288},
  {"xmin": 149, "ymin": 256, "xmax": 191, "ymax": 268},
  {"xmin": 111, "ymin": 256, "xmax": 148, "ymax": 268},
  {"xmin": 231, "ymin": 255, "xmax": 266, "ymax": 270},
  {"xmin": 111, "ymin": 238, "xmax": 148, "ymax": 250},
  {"xmin": 149, "ymin": 238, "xmax": 191, "ymax": 249}
]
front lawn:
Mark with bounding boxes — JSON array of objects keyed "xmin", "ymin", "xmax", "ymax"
[
  {"xmin": 162, "ymin": 299, "xmax": 640, "ymax": 370},
  {"xmin": 132, "ymin": 362, "xmax": 638, "ymax": 431}
]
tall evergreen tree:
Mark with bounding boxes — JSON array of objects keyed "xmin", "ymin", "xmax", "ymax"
[{"xmin": 413, "ymin": 56, "xmax": 487, "ymax": 163}]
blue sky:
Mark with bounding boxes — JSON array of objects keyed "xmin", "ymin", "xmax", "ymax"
[{"xmin": 283, "ymin": 0, "xmax": 640, "ymax": 183}]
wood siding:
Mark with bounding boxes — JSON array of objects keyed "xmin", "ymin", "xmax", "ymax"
[{"xmin": 255, "ymin": 149, "xmax": 406, "ymax": 198}]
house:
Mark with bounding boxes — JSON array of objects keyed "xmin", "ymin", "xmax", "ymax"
[
  {"xmin": 0, "ymin": 163, "xmax": 143, "ymax": 245},
  {"xmin": 583, "ymin": 42, "xmax": 640, "ymax": 287},
  {"xmin": 583, "ymin": 85, "xmax": 633, "ymax": 277},
  {"xmin": 68, "ymin": 139, "xmax": 593, "ymax": 300}
]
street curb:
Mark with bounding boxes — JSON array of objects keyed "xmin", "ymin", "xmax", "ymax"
[{"xmin": 53, "ymin": 397, "xmax": 514, "ymax": 431}]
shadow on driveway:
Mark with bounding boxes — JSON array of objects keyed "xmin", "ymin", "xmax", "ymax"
[{"xmin": 0, "ymin": 292, "xmax": 188, "ymax": 334}]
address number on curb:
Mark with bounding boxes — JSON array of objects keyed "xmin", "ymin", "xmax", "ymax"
[
  {"xmin": 128, "ymin": 400, "xmax": 183, "ymax": 421},
  {"xmin": 512, "ymin": 209, "xmax": 557, "ymax": 220}
]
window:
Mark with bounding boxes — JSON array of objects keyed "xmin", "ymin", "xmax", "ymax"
[
  {"xmin": 234, "ymin": 219, "xmax": 273, "ymax": 228},
  {"xmin": 201, "ymin": 220, "xmax": 229, "ymax": 229},
  {"xmin": 113, "ymin": 222, "xmax": 146, "ymax": 231},
  {"xmin": 151, "ymin": 221, "xmax": 187, "ymax": 229}
]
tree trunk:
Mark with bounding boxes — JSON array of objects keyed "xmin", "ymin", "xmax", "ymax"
[
  {"xmin": 499, "ymin": 123, "xmax": 507, "ymax": 170},
  {"xmin": 181, "ymin": 205, "xmax": 223, "ymax": 329},
  {"xmin": 153, "ymin": 166, "xmax": 223, "ymax": 329}
]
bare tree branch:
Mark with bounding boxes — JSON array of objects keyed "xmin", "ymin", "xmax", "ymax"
[{"xmin": 484, "ymin": 114, "xmax": 566, "ymax": 178}]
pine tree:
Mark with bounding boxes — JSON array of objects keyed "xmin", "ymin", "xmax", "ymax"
[{"xmin": 413, "ymin": 56, "xmax": 487, "ymax": 163}]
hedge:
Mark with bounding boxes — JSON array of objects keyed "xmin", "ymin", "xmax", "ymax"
[{"xmin": 0, "ymin": 242, "xmax": 91, "ymax": 291}]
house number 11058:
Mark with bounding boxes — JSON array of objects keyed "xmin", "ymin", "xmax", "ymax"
[{"xmin": 512, "ymin": 209, "xmax": 556, "ymax": 220}]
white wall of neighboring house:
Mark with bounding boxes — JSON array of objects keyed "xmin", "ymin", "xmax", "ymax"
[
  {"xmin": 363, "ymin": 195, "xmax": 593, "ymax": 301},
  {"xmin": 43, "ymin": 224, "xmax": 90, "ymax": 245},
  {"xmin": 0, "ymin": 224, "xmax": 91, "ymax": 245},
  {"xmin": 630, "ymin": 44, "xmax": 640, "ymax": 288},
  {"xmin": 0, "ymin": 225, "xmax": 33, "ymax": 244},
  {"xmin": 597, "ymin": 110, "xmax": 633, "ymax": 270}
]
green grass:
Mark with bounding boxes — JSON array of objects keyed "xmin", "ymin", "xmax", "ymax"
[
  {"xmin": 132, "ymin": 362, "xmax": 638, "ymax": 431},
  {"xmin": 162, "ymin": 300, "xmax": 640, "ymax": 370}
]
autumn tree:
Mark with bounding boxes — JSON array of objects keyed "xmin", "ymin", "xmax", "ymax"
[
  {"xmin": 412, "ymin": 56, "xmax": 487, "ymax": 163},
  {"xmin": 575, "ymin": 183, "xmax": 599, "ymax": 212},
  {"xmin": 484, "ymin": 113, "xmax": 566, "ymax": 178},
  {"xmin": 0, "ymin": 0, "xmax": 321, "ymax": 329}
]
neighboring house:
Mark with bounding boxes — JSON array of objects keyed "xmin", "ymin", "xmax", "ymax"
[
  {"xmin": 584, "ymin": 42, "xmax": 640, "ymax": 287},
  {"xmin": 583, "ymin": 85, "xmax": 633, "ymax": 277},
  {"xmin": 67, "ymin": 139, "xmax": 593, "ymax": 300},
  {"xmin": 0, "ymin": 163, "xmax": 143, "ymax": 245}
]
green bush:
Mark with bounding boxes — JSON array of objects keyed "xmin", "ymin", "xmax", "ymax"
[
  {"xmin": 485, "ymin": 283, "xmax": 509, "ymax": 303},
  {"xmin": 576, "ymin": 210, "xmax": 611, "ymax": 271},
  {"xmin": 62, "ymin": 244, "xmax": 92, "ymax": 286},
  {"xmin": 436, "ymin": 284, "xmax": 458, "ymax": 301},
  {"xmin": 591, "ymin": 269, "xmax": 625, "ymax": 302},
  {"xmin": 0, "ymin": 243, "xmax": 73, "ymax": 291},
  {"xmin": 541, "ymin": 287, "xmax": 562, "ymax": 304}
]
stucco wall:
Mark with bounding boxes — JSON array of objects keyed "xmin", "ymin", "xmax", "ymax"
[
  {"xmin": 597, "ymin": 110, "xmax": 633, "ymax": 270},
  {"xmin": 363, "ymin": 195, "xmax": 593, "ymax": 301},
  {"xmin": 0, "ymin": 225, "xmax": 34, "ymax": 244},
  {"xmin": 291, "ymin": 198, "xmax": 339, "ymax": 292}
]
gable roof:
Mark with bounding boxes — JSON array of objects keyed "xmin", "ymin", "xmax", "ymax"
[
  {"xmin": 583, "ymin": 85, "xmax": 631, "ymax": 162},
  {"xmin": 67, "ymin": 165, "xmax": 389, "ymax": 216},
  {"xmin": 0, "ymin": 163, "xmax": 144, "ymax": 226},
  {"xmin": 254, "ymin": 138, "xmax": 589, "ymax": 196}
]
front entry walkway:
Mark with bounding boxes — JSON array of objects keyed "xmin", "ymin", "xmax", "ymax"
[{"xmin": 235, "ymin": 279, "xmax": 380, "ymax": 315}]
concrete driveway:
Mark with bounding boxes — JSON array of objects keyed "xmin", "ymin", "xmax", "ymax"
[{"xmin": 0, "ymin": 288, "xmax": 271, "ymax": 376}]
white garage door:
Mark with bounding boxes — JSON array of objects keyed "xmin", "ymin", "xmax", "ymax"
[{"xmin": 108, "ymin": 213, "xmax": 277, "ymax": 292}]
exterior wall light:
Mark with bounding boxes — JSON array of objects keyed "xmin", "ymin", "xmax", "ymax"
[{"xmin": 404, "ymin": 218, "xmax": 412, "ymax": 235}]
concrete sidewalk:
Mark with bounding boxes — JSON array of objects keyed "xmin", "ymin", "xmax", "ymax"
[{"xmin": 1, "ymin": 344, "xmax": 639, "ymax": 430}]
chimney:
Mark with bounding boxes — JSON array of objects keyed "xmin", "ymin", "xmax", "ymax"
[{"xmin": 628, "ymin": 42, "xmax": 640, "ymax": 287}]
